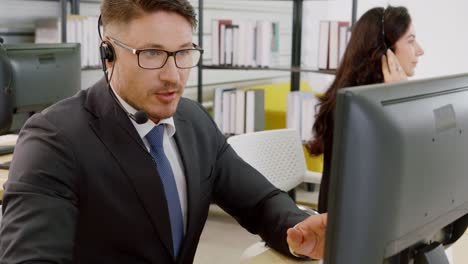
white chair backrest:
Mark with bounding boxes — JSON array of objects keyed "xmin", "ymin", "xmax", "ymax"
[{"xmin": 227, "ymin": 129, "xmax": 306, "ymax": 192}]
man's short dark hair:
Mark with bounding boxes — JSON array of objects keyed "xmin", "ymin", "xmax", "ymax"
[{"xmin": 101, "ymin": 0, "xmax": 198, "ymax": 31}]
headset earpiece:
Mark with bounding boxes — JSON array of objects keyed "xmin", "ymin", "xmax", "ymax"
[
  {"xmin": 99, "ymin": 41, "xmax": 115, "ymax": 72},
  {"xmin": 100, "ymin": 41, "xmax": 115, "ymax": 62}
]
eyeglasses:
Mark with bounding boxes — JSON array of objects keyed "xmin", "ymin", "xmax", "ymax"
[{"xmin": 108, "ymin": 37, "xmax": 204, "ymax": 69}]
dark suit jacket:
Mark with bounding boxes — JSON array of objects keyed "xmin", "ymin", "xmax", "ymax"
[{"xmin": 0, "ymin": 78, "xmax": 308, "ymax": 264}]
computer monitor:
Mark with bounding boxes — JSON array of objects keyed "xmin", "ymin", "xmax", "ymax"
[
  {"xmin": 0, "ymin": 43, "xmax": 81, "ymax": 134},
  {"xmin": 324, "ymin": 73, "xmax": 468, "ymax": 264}
]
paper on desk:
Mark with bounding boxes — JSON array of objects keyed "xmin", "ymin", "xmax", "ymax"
[{"xmin": 0, "ymin": 134, "xmax": 18, "ymax": 146}]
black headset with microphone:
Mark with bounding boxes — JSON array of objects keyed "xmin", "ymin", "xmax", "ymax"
[{"xmin": 98, "ymin": 15, "xmax": 148, "ymax": 124}]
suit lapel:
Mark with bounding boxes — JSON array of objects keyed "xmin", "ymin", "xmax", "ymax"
[
  {"xmin": 173, "ymin": 114, "xmax": 201, "ymax": 258},
  {"xmin": 85, "ymin": 80, "xmax": 175, "ymax": 257}
]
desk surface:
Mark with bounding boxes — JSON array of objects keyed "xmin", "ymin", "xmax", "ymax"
[
  {"xmin": 240, "ymin": 248, "xmax": 318, "ymax": 264},
  {"xmin": 242, "ymin": 241, "xmax": 468, "ymax": 264},
  {"xmin": 0, "ymin": 154, "xmax": 13, "ymax": 200},
  {"xmin": 0, "ymin": 134, "xmax": 18, "ymax": 200},
  {"xmin": 0, "ymin": 169, "xmax": 7, "ymax": 200}
]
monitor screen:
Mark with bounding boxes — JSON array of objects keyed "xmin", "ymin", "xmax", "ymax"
[
  {"xmin": 324, "ymin": 73, "xmax": 468, "ymax": 264},
  {"xmin": 0, "ymin": 43, "xmax": 81, "ymax": 134}
]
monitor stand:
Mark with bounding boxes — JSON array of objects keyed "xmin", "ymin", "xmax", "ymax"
[{"xmin": 414, "ymin": 243, "xmax": 450, "ymax": 264}]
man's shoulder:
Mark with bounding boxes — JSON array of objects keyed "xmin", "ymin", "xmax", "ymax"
[
  {"xmin": 41, "ymin": 89, "xmax": 89, "ymax": 122},
  {"xmin": 177, "ymin": 97, "xmax": 198, "ymax": 109},
  {"xmin": 40, "ymin": 78, "xmax": 106, "ymax": 123},
  {"xmin": 176, "ymin": 97, "xmax": 217, "ymax": 129},
  {"xmin": 177, "ymin": 97, "xmax": 207, "ymax": 117},
  {"xmin": 23, "ymin": 88, "xmax": 93, "ymax": 138}
]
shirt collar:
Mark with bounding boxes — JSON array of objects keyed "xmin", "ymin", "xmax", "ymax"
[{"xmin": 111, "ymin": 86, "xmax": 176, "ymax": 139}]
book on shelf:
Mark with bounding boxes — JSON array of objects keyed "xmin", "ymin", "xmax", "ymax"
[
  {"xmin": 338, "ymin": 24, "xmax": 350, "ymax": 66},
  {"xmin": 224, "ymin": 24, "xmax": 239, "ymax": 66},
  {"xmin": 213, "ymin": 87, "xmax": 236, "ymax": 131},
  {"xmin": 245, "ymin": 20, "xmax": 257, "ymax": 67},
  {"xmin": 224, "ymin": 25, "xmax": 233, "ymax": 66},
  {"xmin": 229, "ymin": 92, "xmax": 236, "ymax": 134},
  {"xmin": 329, "ymin": 21, "xmax": 350, "ymax": 69},
  {"xmin": 210, "ymin": 19, "xmax": 220, "ymax": 65},
  {"xmin": 221, "ymin": 89, "xmax": 233, "ymax": 134},
  {"xmin": 217, "ymin": 19, "xmax": 232, "ymax": 65},
  {"xmin": 235, "ymin": 89, "xmax": 246, "ymax": 134},
  {"xmin": 232, "ymin": 24, "xmax": 239, "ymax": 66},
  {"xmin": 318, "ymin": 20, "xmax": 351, "ymax": 71},
  {"xmin": 300, "ymin": 95, "xmax": 316, "ymax": 141},
  {"xmin": 214, "ymin": 86, "xmax": 265, "ymax": 135},
  {"xmin": 232, "ymin": 20, "xmax": 245, "ymax": 67},
  {"xmin": 210, "ymin": 18, "xmax": 280, "ymax": 68},
  {"xmin": 287, "ymin": 91, "xmax": 319, "ymax": 142},
  {"xmin": 34, "ymin": 15, "xmax": 101, "ymax": 69},
  {"xmin": 256, "ymin": 20, "xmax": 271, "ymax": 67},
  {"xmin": 270, "ymin": 22, "xmax": 281, "ymax": 67},
  {"xmin": 287, "ymin": 91, "xmax": 302, "ymax": 133},
  {"xmin": 317, "ymin": 20, "xmax": 330, "ymax": 70},
  {"xmin": 245, "ymin": 89, "xmax": 265, "ymax": 133}
]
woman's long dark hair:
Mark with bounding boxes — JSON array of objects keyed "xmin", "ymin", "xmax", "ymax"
[{"xmin": 306, "ymin": 6, "xmax": 411, "ymax": 155}]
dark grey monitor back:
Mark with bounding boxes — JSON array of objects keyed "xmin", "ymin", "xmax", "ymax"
[
  {"xmin": 0, "ymin": 43, "xmax": 81, "ymax": 134},
  {"xmin": 0, "ymin": 44, "xmax": 13, "ymax": 134},
  {"xmin": 324, "ymin": 73, "xmax": 468, "ymax": 264}
]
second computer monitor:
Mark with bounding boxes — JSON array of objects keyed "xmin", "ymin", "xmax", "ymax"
[
  {"xmin": 325, "ymin": 73, "xmax": 468, "ymax": 264},
  {"xmin": 0, "ymin": 43, "xmax": 81, "ymax": 134}
]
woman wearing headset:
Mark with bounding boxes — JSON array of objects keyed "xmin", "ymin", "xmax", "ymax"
[{"xmin": 307, "ymin": 5, "xmax": 425, "ymax": 213}]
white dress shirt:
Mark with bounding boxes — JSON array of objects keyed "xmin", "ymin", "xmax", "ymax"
[{"xmin": 112, "ymin": 88, "xmax": 188, "ymax": 232}]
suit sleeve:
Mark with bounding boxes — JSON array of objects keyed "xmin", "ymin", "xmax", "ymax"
[
  {"xmin": 0, "ymin": 113, "xmax": 78, "ymax": 263},
  {"xmin": 194, "ymin": 103, "xmax": 309, "ymax": 257}
]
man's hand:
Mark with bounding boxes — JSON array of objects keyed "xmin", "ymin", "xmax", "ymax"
[
  {"xmin": 286, "ymin": 213, "xmax": 327, "ymax": 259},
  {"xmin": 382, "ymin": 49, "xmax": 407, "ymax": 83}
]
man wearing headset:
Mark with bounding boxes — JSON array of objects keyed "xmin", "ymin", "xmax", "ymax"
[{"xmin": 0, "ymin": 0, "xmax": 327, "ymax": 263}]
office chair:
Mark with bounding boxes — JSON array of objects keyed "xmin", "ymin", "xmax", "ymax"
[
  {"xmin": 227, "ymin": 129, "xmax": 322, "ymax": 262},
  {"xmin": 227, "ymin": 129, "xmax": 321, "ymax": 191}
]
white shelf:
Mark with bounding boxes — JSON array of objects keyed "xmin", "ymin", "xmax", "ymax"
[
  {"xmin": 0, "ymin": 1, "xmax": 63, "ymax": 27},
  {"xmin": 79, "ymin": 1, "xmax": 102, "ymax": 17},
  {"xmin": 1, "ymin": 0, "xmax": 297, "ymax": 102}
]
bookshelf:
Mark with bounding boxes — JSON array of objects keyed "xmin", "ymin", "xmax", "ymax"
[
  {"xmin": 196, "ymin": 0, "xmax": 358, "ymax": 103},
  {"xmin": 0, "ymin": 0, "xmax": 80, "ymax": 43},
  {"xmin": 203, "ymin": 65, "xmax": 337, "ymax": 74},
  {"xmin": 1, "ymin": 0, "xmax": 357, "ymax": 93}
]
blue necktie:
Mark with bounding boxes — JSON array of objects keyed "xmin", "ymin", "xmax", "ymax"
[{"xmin": 145, "ymin": 125, "xmax": 184, "ymax": 257}]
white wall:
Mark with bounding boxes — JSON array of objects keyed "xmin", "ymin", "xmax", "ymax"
[{"xmin": 302, "ymin": 0, "xmax": 468, "ymax": 91}]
